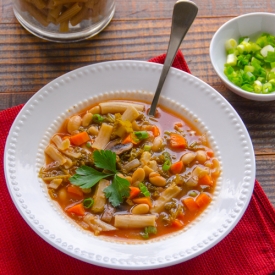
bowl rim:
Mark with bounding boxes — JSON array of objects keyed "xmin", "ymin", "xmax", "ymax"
[{"xmin": 209, "ymin": 12, "xmax": 275, "ymax": 101}]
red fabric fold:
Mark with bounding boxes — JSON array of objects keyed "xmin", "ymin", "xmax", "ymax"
[{"xmin": 1, "ymin": 51, "xmax": 275, "ymax": 275}]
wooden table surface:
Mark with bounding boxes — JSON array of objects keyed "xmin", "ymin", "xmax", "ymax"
[{"xmin": 1, "ymin": 0, "xmax": 275, "ymax": 206}]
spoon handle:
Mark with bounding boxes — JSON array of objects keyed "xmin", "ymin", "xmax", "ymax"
[{"xmin": 149, "ymin": 0, "xmax": 198, "ymax": 116}]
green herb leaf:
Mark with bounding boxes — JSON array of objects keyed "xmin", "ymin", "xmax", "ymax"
[
  {"xmin": 104, "ymin": 175, "xmax": 130, "ymax": 207},
  {"xmin": 71, "ymin": 150, "xmax": 130, "ymax": 208},
  {"xmin": 93, "ymin": 150, "xmax": 117, "ymax": 173},
  {"xmin": 70, "ymin": 165, "xmax": 112, "ymax": 189}
]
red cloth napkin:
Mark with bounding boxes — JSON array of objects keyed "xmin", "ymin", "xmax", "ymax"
[{"xmin": 1, "ymin": 51, "xmax": 275, "ymax": 275}]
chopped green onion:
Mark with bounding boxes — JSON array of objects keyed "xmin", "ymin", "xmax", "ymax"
[
  {"xmin": 224, "ymin": 33, "xmax": 275, "ymax": 94},
  {"xmin": 139, "ymin": 183, "xmax": 150, "ymax": 197},
  {"xmin": 162, "ymin": 159, "xmax": 171, "ymax": 171},
  {"xmin": 263, "ymin": 82, "xmax": 273, "ymax": 93},
  {"xmin": 225, "ymin": 38, "xmax": 237, "ymax": 52},
  {"xmin": 83, "ymin": 198, "xmax": 94, "ymax": 209},
  {"xmin": 143, "ymin": 144, "xmax": 152, "ymax": 151},
  {"xmin": 92, "ymin": 114, "xmax": 104, "ymax": 124},
  {"xmin": 140, "ymin": 226, "xmax": 157, "ymax": 239},
  {"xmin": 134, "ymin": 131, "xmax": 149, "ymax": 140},
  {"xmin": 162, "ymin": 152, "xmax": 171, "ymax": 171},
  {"xmin": 226, "ymin": 53, "xmax": 237, "ymax": 66},
  {"xmin": 253, "ymin": 80, "xmax": 263, "ymax": 93},
  {"xmin": 260, "ymin": 45, "xmax": 274, "ymax": 57}
]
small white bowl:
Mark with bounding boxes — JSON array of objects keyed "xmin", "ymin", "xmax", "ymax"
[{"xmin": 210, "ymin": 12, "xmax": 275, "ymax": 101}]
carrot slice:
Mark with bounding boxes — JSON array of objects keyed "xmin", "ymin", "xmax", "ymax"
[
  {"xmin": 70, "ymin": 131, "xmax": 90, "ymax": 146},
  {"xmin": 122, "ymin": 133, "xmax": 138, "ymax": 144},
  {"xmin": 129, "ymin": 186, "xmax": 141, "ymax": 199},
  {"xmin": 174, "ymin": 122, "xmax": 183, "ymax": 127},
  {"xmin": 170, "ymin": 160, "xmax": 184, "ymax": 174},
  {"xmin": 206, "ymin": 150, "xmax": 214, "ymax": 157},
  {"xmin": 177, "ymin": 212, "xmax": 185, "ymax": 220},
  {"xmin": 169, "ymin": 133, "xmax": 187, "ymax": 149},
  {"xmin": 151, "ymin": 125, "xmax": 160, "ymax": 137},
  {"xmin": 196, "ymin": 193, "xmax": 211, "ymax": 208},
  {"xmin": 67, "ymin": 185, "xmax": 84, "ymax": 198},
  {"xmin": 198, "ymin": 174, "xmax": 213, "ymax": 186},
  {"xmin": 182, "ymin": 197, "xmax": 199, "ymax": 212},
  {"xmin": 66, "ymin": 203, "xmax": 85, "ymax": 216},
  {"xmin": 132, "ymin": 197, "xmax": 152, "ymax": 208},
  {"xmin": 172, "ymin": 219, "xmax": 184, "ymax": 228}
]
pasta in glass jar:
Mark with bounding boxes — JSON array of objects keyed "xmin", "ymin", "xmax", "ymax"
[{"xmin": 13, "ymin": 0, "xmax": 115, "ymax": 42}]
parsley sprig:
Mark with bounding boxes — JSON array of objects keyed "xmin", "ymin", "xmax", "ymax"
[{"xmin": 70, "ymin": 150, "xmax": 130, "ymax": 207}]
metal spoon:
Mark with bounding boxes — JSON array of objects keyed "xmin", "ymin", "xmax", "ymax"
[{"xmin": 149, "ymin": 0, "xmax": 198, "ymax": 116}]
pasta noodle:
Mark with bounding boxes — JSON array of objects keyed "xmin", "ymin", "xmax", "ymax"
[
  {"xmin": 59, "ymin": 19, "xmax": 69, "ymax": 32},
  {"xmin": 56, "ymin": 3, "xmax": 82, "ymax": 24},
  {"xmin": 53, "ymin": 0, "xmax": 87, "ymax": 6},
  {"xmin": 31, "ymin": 0, "xmax": 46, "ymax": 10},
  {"xmin": 49, "ymin": 5, "xmax": 63, "ymax": 19},
  {"xmin": 70, "ymin": 5, "xmax": 88, "ymax": 26},
  {"xmin": 22, "ymin": 1, "xmax": 49, "ymax": 27}
]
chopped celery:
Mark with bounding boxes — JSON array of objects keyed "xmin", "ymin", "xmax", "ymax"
[{"xmin": 224, "ymin": 32, "xmax": 275, "ymax": 94}]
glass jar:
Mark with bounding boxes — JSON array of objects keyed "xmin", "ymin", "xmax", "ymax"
[{"xmin": 13, "ymin": 0, "xmax": 115, "ymax": 42}]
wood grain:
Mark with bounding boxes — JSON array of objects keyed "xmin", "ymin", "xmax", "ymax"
[{"xmin": 0, "ymin": 0, "xmax": 275, "ymax": 206}]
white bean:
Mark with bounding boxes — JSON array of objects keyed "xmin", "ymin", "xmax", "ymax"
[
  {"xmin": 131, "ymin": 204, "xmax": 150, "ymax": 214},
  {"xmin": 149, "ymin": 172, "xmax": 166, "ymax": 187},
  {"xmin": 89, "ymin": 106, "xmax": 100, "ymax": 114},
  {"xmin": 132, "ymin": 168, "xmax": 145, "ymax": 186},
  {"xmin": 82, "ymin": 113, "xmax": 93, "ymax": 127},
  {"xmin": 196, "ymin": 150, "xmax": 207, "ymax": 164},
  {"xmin": 181, "ymin": 152, "xmax": 196, "ymax": 165},
  {"xmin": 88, "ymin": 126, "xmax": 99, "ymax": 136},
  {"xmin": 143, "ymin": 165, "xmax": 154, "ymax": 177},
  {"xmin": 152, "ymin": 136, "xmax": 163, "ymax": 152},
  {"xmin": 67, "ymin": 115, "xmax": 82, "ymax": 134}
]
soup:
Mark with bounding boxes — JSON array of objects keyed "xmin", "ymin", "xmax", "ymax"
[{"xmin": 39, "ymin": 100, "xmax": 220, "ymax": 241}]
